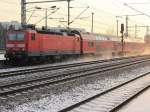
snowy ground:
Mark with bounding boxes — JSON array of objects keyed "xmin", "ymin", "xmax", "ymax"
[
  {"xmin": 118, "ymin": 88, "xmax": 150, "ymax": 112},
  {"xmin": 1, "ymin": 61, "xmax": 150, "ymax": 112}
]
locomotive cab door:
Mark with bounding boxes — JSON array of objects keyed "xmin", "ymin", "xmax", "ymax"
[{"xmin": 27, "ymin": 32, "xmax": 40, "ymax": 56}]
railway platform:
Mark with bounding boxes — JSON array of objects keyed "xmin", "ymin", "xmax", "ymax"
[{"xmin": 118, "ymin": 88, "xmax": 150, "ymax": 112}]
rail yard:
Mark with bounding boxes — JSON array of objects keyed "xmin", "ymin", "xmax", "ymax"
[
  {"xmin": 1, "ymin": 0, "xmax": 150, "ymax": 112},
  {"xmin": 0, "ymin": 55, "xmax": 150, "ymax": 111}
]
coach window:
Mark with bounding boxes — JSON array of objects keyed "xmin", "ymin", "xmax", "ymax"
[{"xmin": 31, "ymin": 33, "xmax": 35, "ymax": 40}]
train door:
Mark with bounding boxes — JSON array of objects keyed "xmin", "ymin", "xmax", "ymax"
[
  {"xmin": 28, "ymin": 32, "xmax": 40, "ymax": 56},
  {"xmin": 38, "ymin": 34, "xmax": 43, "ymax": 56}
]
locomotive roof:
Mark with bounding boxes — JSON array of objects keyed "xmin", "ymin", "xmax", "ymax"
[{"xmin": 8, "ymin": 27, "xmax": 144, "ymax": 43}]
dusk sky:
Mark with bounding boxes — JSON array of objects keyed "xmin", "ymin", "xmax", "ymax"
[{"xmin": 0, "ymin": 0, "xmax": 150, "ymax": 37}]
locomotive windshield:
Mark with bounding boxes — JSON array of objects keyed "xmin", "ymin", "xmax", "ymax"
[{"xmin": 8, "ymin": 33, "xmax": 25, "ymax": 41}]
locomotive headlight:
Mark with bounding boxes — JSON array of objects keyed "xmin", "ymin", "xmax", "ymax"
[
  {"xmin": 22, "ymin": 48, "xmax": 25, "ymax": 51},
  {"xmin": 20, "ymin": 48, "xmax": 25, "ymax": 51},
  {"xmin": 17, "ymin": 44, "xmax": 25, "ymax": 48}
]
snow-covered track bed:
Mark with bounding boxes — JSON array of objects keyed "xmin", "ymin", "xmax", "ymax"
[
  {"xmin": 0, "ymin": 55, "xmax": 149, "ymax": 78},
  {"xmin": 60, "ymin": 72, "xmax": 150, "ymax": 112},
  {"xmin": 0, "ymin": 60, "xmax": 11, "ymax": 69},
  {"xmin": 0, "ymin": 55, "xmax": 150, "ymax": 100}
]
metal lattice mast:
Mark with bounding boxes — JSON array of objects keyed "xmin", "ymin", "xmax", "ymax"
[
  {"xmin": 21, "ymin": 0, "xmax": 26, "ymax": 26},
  {"xmin": 67, "ymin": 0, "xmax": 70, "ymax": 29},
  {"xmin": 91, "ymin": 12, "xmax": 94, "ymax": 33},
  {"xmin": 126, "ymin": 16, "xmax": 128, "ymax": 36}
]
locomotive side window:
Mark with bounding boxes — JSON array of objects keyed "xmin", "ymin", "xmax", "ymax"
[
  {"xmin": 31, "ymin": 33, "xmax": 35, "ymax": 40},
  {"xmin": 88, "ymin": 42, "xmax": 94, "ymax": 48},
  {"xmin": 17, "ymin": 34, "xmax": 24, "ymax": 40},
  {"xmin": 8, "ymin": 33, "xmax": 25, "ymax": 41},
  {"xmin": 8, "ymin": 34, "xmax": 17, "ymax": 40}
]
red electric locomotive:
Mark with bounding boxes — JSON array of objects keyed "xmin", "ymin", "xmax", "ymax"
[
  {"xmin": 5, "ymin": 26, "xmax": 146, "ymax": 63},
  {"xmin": 5, "ymin": 27, "xmax": 82, "ymax": 62}
]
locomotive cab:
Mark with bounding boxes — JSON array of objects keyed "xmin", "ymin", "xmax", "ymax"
[{"xmin": 5, "ymin": 31, "xmax": 27, "ymax": 60}]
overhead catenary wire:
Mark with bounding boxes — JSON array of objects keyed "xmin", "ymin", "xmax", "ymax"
[
  {"xmin": 26, "ymin": 0, "xmax": 116, "ymax": 33},
  {"xmin": 69, "ymin": 6, "xmax": 89, "ymax": 25},
  {"xmin": 0, "ymin": 0, "xmax": 148, "ymax": 37},
  {"xmin": 124, "ymin": 3, "xmax": 150, "ymax": 18},
  {"xmin": 35, "ymin": 8, "xmax": 60, "ymax": 25},
  {"xmin": 27, "ymin": 9, "xmax": 36, "ymax": 23},
  {"xmin": 126, "ymin": 3, "xmax": 150, "ymax": 5},
  {"xmin": 26, "ymin": 0, "xmax": 73, "ymax": 4},
  {"xmin": 27, "ymin": 6, "xmax": 58, "ymax": 23},
  {"xmin": 75, "ymin": 0, "xmax": 116, "ymax": 16}
]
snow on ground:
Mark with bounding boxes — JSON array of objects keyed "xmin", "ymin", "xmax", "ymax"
[
  {"xmin": 2, "ymin": 62, "xmax": 150, "ymax": 112},
  {"xmin": 118, "ymin": 88, "xmax": 150, "ymax": 112}
]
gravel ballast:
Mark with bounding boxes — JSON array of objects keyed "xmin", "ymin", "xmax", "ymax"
[{"xmin": 1, "ymin": 60, "xmax": 150, "ymax": 112}]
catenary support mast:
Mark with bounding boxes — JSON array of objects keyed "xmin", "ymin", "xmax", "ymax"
[{"xmin": 21, "ymin": 0, "xmax": 26, "ymax": 26}]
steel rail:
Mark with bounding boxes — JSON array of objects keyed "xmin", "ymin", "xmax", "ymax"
[
  {"xmin": 1, "ymin": 55, "xmax": 149, "ymax": 88},
  {"xmin": 0, "ymin": 56, "xmax": 150, "ymax": 98},
  {"xmin": 110, "ymin": 84, "xmax": 150, "ymax": 112},
  {"xmin": 59, "ymin": 72, "xmax": 150, "ymax": 112},
  {"xmin": 0, "ymin": 60, "xmax": 10, "ymax": 69},
  {"xmin": 0, "ymin": 55, "xmax": 149, "ymax": 78}
]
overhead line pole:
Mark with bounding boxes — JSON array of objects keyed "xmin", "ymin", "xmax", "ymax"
[
  {"xmin": 116, "ymin": 14, "xmax": 144, "ymax": 37},
  {"xmin": 128, "ymin": 25, "xmax": 150, "ymax": 35},
  {"xmin": 68, "ymin": 0, "xmax": 70, "ymax": 29},
  {"xmin": 126, "ymin": 16, "xmax": 128, "ymax": 37},
  {"xmin": 21, "ymin": 0, "xmax": 26, "ymax": 26},
  {"xmin": 91, "ymin": 12, "xmax": 94, "ymax": 33},
  {"xmin": 135, "ymin": 24, "xmax": 137, "ymax": 38},
  {"xmin": 45, "ymin": 8, "xmax": 48, "ymax": 29},
  {"xmin": 116, "ymin": 20, "xmax": 119, "ymax": 37}
]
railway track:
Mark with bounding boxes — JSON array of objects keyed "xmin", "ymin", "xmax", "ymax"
[
  {"xmin": 59, "ymin": 72, "xmax": 150, "ymax": 112},
  {"xmin": 0, "ymin": 60, "xmax": 4, "ymax": 65},
  {"xmin": 0, "ymin": 55, "xmax": 149, "ymax": 78},
  {"xmin": 0, "ymin": 60, "xmax": 8, "ymax": 69},
  {"xmin": 0, "ymin": 55, "xmax": 150, "ymax": 99}
]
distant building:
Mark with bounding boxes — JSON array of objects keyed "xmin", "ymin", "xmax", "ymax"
[{"xmin": 0, "ymin": 21, "xmax": 21, "ymax": 30}]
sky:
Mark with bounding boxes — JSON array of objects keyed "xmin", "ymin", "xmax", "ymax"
[{"xmin": 0, "ymin": 0, "xmax": 150, "ymax": 38}]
